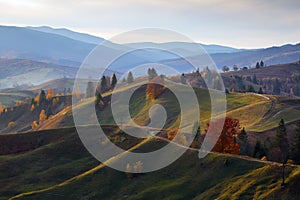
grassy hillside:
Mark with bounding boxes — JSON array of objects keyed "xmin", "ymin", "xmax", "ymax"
[
  {"xmin": 36, "ymin": 84, "xmax": 300, "ymax": 134},
  {"xmin": 1, "ymin": 128, "xmax": 299, "ymax": 200},
  {"xmin": 0, "ymin": 89, "xmax": 35, "ymax": 107}
]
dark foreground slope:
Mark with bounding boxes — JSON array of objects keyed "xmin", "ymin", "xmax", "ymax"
[{"xmin": 0, "ymin": 127, "xmax": 299, "ymax": 200}]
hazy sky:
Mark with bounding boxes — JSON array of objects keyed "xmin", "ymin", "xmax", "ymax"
[{"xmin": 0, "ymin": 0, "xmax": 299, "ymax": 48}]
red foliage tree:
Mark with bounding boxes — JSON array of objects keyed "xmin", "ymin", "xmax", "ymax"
[
  {"xmin": 146, "ymin": 76, "xmax": 165, "ymax": 99},
  {"xmin": 205, "ymin": 117, "xmax": 240, "ymax": 155}
]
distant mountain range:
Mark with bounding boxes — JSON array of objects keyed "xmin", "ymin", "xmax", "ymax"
[
  {"xmin": 0, "ymin": 25, "xmax": 299, "ymax": 89},
  {"xmin": 0, "ymin": 26, "xmax": 246, "ymax": 68}
]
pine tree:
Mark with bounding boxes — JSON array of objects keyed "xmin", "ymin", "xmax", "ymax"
[
  {"xmin": 238, "ymin": 127, "xmax": 248, "ymax": 155},
  {"xmin": 252, "ymin": 74, "xmax": 258, "ymax": 84},
  {"xmin": 260, "ymin": 60, "xmax": 264, "ymax": 67},
  {"xmin": 127, "ymin": 72, "xmax": 134, "ymax": 83},
  {"xmin": 273, "ymin": 78, "xmax": 281, "ymax": 95},
  {"xmin": 248, "ymin": 85, "xmax": 256, "ymax": 93},
  {"xmin": 256, "ymin": 62, "xmax": 260, "ymax": 69},
  {"xmin": 100, "ymin": 76, "xmax": 107, "ymax": 92},
  {"xmin": 111, "ymin": 73, "xmax": 117, "ymax": 88},
  {"xmin": 95, "ymin": 92, "xmax": 104, "ymax": 106},
  {"xmin": 253, "ymin": 140, "xmax": 266, "ymax": 158},
  {"xmin": 180, "ymin": 73, "xmax": 186, "ymax": 84},
  {"xmin": 39, "ymin": 90, "xmax": 47, "ymax": 106},
  {"xmin": 258, "ymin": 87, "xmax": 263, "ymax": 94},
  {"xmin": 276, "ymin": 119, "xmax": 289, "ymax": 186},
  {"xmin": 86, "ymin": 81, "xmax": 94, "ymax": 98},
  {"xmin": 192, "ymin": 121, "xmax": 201, "ymax": 148},
  {"xmin": 290, "ymin": 121, "xmax": 300, "ymax": 164},
  {"xmin": 147, "ymin": 68, "xmax": 158, "ymax": 81}
]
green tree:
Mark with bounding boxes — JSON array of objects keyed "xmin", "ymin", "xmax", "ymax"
[
  {"xmin": 100, "ymin": 76, "xmax": 107, "ymax": 92},
  {"xmin": 276, "ymin": 119, "xmax": 289, "ymax": 186},
  {"xmin": 273, "ymin": 78, "xmax": 281, "ymax": 95},
  {"xmin": 248, "ymin": 85, "xmax": 256, "ymax": 93},
  {"xmin": 127, "ymin": 72, "xmax": 134, "ymax": 83},
  {"xmin": 180, "ymin": 73, "xmax": 187, "ymax": 84},
  {"xmin": 192, "ymin": 120, "xmax": 201, "ymax": 148},
  {"xmin": 256, "ymin": 62, "xmax": 260, "ymax": 69},
  {"xmin": 147, "ymin": 68, "xmax": 158, "ymax": 81},
  {"xmin": 253, "ymin": 140, "xmax": 266, "ymax": 158},
  {"xmin": 238, "ymin": 127, "xmax": 248, "ymax": 155},
  {"xmin": 290, "ymin": 121, "xmax": 300, "ymax": 164},
  {"xmin": 252, "ymin": 74, "xmax": 258, "ymax": 84},
  {"xmin": 39, "ymin": 90, "xmax": 47, "ymax": 106},
  {"xmin": 85, "ymin": 81, "xmax": 94, "ymax": 98},
  {"xmin": 95, "ymin": 91, "xmax": 104, "ymax": 107},
  {"xmin": 111, "ymin": 73, "xmax": 117, "ymax": 88},
  {"xmin": 258, "ymin": 87, "xmax": 263, "ymax": 94},
  {"xmin": 260, "ymin": 60, "xmax": 264, "ymax": 67}
]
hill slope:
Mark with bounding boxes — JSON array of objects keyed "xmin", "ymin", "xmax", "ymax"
[{"xmin": 1, "ymin": 127, "xmax": 299, "ymax": 200}]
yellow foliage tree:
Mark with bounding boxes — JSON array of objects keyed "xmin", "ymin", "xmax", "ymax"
[
  {"xmin": 30, "ymin": 104, "xmax": 35, "ymax": 112},
  {"xmin": 46, "ymin": 88, "xmax": 54, "ymax": 100},
  {"xmin": 16, "ymin": 101, "xmax": 23, "ymax": 106},
  {"xmin": 8, "ymin": 121, "xmax": 15, "ymax": 128},
  {"xmin": 75, "ymin": 88, "xmax": 81, "ymax": 100},
  {"xmin": 39, "ymin": 109, "xmax": 47, "ymax": 125},
  {"xmin": 31, "ymin": 121, "xmax": 38, "ymax": 129}
]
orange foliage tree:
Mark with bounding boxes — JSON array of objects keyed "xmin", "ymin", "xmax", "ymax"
[
  {"xmin": 39, "ymin": 109, "xmax": 47, "ymax": 125},
  {"xmin": 46, "ymin": 88, "xmax": 54, "ymax": 100},
  {"xmin": 31, "ymin": 121, "xmax": 38, "ymax": 129},
  {"xmin": 146, "ymin": 76, "xmax": 165, "ymax": 99},
  {"xmin": 30, "ymin": 104, "xmax": 35, "ymax": 112},
  {"xmin": 16, "ymin": 101, "xmax": 23, "ymax": 106},
  {"xmin": 205, "ymin": 117, "xmax": 240, "ymax": 155},
  {"xmin": 8, "ymin": 121, "xmax": 15, "ymax": 128},
  {"xmin": 167, "ymin": 128, "xmax": 178, "ymax": 140}
]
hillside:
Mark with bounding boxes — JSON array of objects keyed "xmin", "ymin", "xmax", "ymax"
[
  {"xmin": 1, "ymin": 76, "xmax": 300, "ymax": 199},
  {"xmin": 0, "ymin": 127, "xmax": 299, "ymax": 200},
  {"xmin": 0, "ymin": 59, "xmax": 78, "ymax": 89},
  {"xmin": 162, "ymin": 43, "xmax": 300, "ymax": 69},
  {"xmin": 222, "ymin": 62, "xmax": 300, "ymax": 80}
]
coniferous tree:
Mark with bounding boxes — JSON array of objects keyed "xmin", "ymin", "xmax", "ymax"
[
  {"xmin": 256, "ymin": 62, "xmax": 260, "ymax": 69},
  {"xmin": 147, "ymin": 68, "xmax": 158, "ymax": 81},
  {"xmin": 86, "ymin": 81, "xmax": 94, "ymax": 98},
  {"xmin": 100, "ymin": 76, "xmax": 107, "ymax": 92},
  {"xmin": 180, "ymin": 73, "xmax": 187, "ymax": 84},
  {"xmin": 273, "ymin": 78, "xmax": 281, "ymax": 95},
  {"xmin": 276, "ymin": 119, "xmax": 289, "ymax": 186},
  {"xmin": 39, "ymin": 90, "xmax": 47, "ymax": 106},
  {"xmin": 127, "ymin": 72, "xmax": 134, "ymax": 83},
  {"xmin": 253, "ymin": 140, "xmax": 266, "ymax": 158},
  {"xmin": 95, "ymin": 91, "xmax": 104, "ymax": 107},
  {"xmin": 290, "ymin": 121, "xmax": 300, "ymax": 164},
  {"xmin": 252, "ymin": 74, "xmax": 258, "ymax": 84},
  {"xmin": 111, "ymin": 73, "xmax": 117, "ymax": 88},
  {"xmin": 238, "ymin": 127, "xmax": 248, "ymax": 155},
  {"xmin": 258, "ymin": 87, "xmax": 263, "ymax": 94},
  {"xmin": 260, "ymin": 60, "xmax": 264, "ymax": 67},
  {"xmin": 248, "ymin": 85, "xmax": 256, "ymax": 93}
]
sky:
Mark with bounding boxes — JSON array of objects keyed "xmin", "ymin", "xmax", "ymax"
[{"xmin": 0, "ymin": 0, "xmax": 300, "ymax": 48}]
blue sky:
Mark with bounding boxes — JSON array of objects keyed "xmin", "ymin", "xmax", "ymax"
[{"xmin": 0, "ymin": 0, "xmax": 299, "ymax": 48}]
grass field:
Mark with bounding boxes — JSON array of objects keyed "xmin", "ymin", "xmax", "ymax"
[{"xmin": 1, "ymin": 129, "xmax": 299, "ymax": 200}]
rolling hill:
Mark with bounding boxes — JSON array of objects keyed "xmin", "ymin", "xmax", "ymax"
[
  {"xmin": 0, "ymin": 126, "xmax": 299, "ymax": 200},
  {"xmin": 1, "ymin": 76, "xmax": 300, "ymax": 199},
  {"xmin": 0, "ymin": 58, "xmax": 78, "ymax": 89}
]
